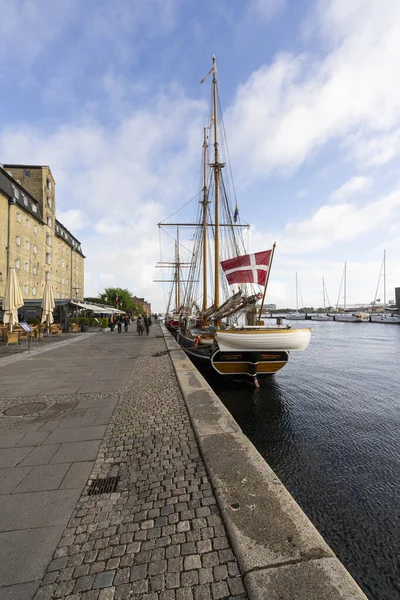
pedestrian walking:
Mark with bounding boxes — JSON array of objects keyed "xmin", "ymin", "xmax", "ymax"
[
  {"xmin": 117, "ymin": 315, "xmax": 122, "ymax": 334},
  {"xmin": 144, "ymin": 315, "xmax": 150, "ymax": 335},
  {"xmin": 109, "ymin": 315, "xmax": 115, "ymax": 332},
  {"xmin": 137, "ymin": 314, "xmax": 144, "ymax": 336},
  {"xmin": 123, "ymin": 315, "xmax": 129, "ymax": 333}
]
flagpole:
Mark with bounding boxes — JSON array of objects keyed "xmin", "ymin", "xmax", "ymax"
[{"xmin": 258, "ymin": 242, "xmax": 276, "ymax": 323}]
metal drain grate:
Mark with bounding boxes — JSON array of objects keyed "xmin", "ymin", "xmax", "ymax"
[{"xmin": 88, "ymin": 476, "xmax": 119, "ymax": 496}]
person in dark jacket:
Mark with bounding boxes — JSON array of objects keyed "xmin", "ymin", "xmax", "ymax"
[
  {"xmin": 144, "ymin": 315, "xmax": 150, "ymax": 335},
  {"xmin": 117, "ymin": 315, "xmax": 122, "ymax": 334},
  {"xmin": 109, "ymin": 315, "xmax": 115, "ymax": 332},
  {"xmin": 123, "ymin": 315, "xmax": 130, "ymax": 333}
]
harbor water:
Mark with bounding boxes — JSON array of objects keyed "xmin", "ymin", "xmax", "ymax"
[{"xmin": 210, "ymin": 320, "xmax": 400, "ymax": 600}]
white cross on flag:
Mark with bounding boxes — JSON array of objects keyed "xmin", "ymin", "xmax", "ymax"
[{"xmin": 221, "ymin": 250, "xmax": 272, "ymax": 286}]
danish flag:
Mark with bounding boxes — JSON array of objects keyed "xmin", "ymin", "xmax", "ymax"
[{"xmin": 221, "ymin": 250, "xmax": 272, "ymax": 286}]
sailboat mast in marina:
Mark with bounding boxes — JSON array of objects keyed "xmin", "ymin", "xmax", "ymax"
[
  {"xmin": 370, "ymin": 250, "xmax": 400, "ymax": 323},
  {"xmin": 157, "ymin": 57, "xmax": 311, "ymax": 385}
]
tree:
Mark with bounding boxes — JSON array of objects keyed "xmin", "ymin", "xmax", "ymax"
[{"xmin": 98, "ymin": 288, "xmax": 135, "ymax": 313}]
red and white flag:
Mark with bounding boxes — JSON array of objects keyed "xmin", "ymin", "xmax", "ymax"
[{"xmin": 221, "ymin": 250, "xmax": 272, "ymax": 286}]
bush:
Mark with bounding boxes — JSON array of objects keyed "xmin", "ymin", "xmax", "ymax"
[{"xmin": 78, "ymin": 317, "xmax": 90, "ymax": 326}]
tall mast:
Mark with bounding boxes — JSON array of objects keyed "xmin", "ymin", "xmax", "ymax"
[
  {"xmin": 176, "ymin": 230, "xmax": 181, "ymax": 310},
  {"xmin": 295, "ymin": 272, "xmax": 298, "ymax": 312},
  {"xmin": 212, "ymin": 55, "xmax": 222, "ymax": 309},
  {"xmin": 202, "ymin": 127, "xmax": 209, "ymax": 313},
  {"xmin": 322, "ymin": 277, "xmax": 325, "ymax": 310},
  {"xmin": 383, "ymin": 249, "xmax": 386, "ymax": 307},
  {"xmin": 344, "ymin": 262, "xmax": 347, "ymax": 311}
]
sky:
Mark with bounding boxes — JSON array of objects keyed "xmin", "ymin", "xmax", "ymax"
[{"xmin": 1, "ymin": 0, "xmax": 400, "ymax": 311}]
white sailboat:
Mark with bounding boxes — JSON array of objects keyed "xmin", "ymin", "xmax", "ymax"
[
  {"xmin": 158, "ymin": 57, "xmax": 311, "ymax": 385},
  {"xmin": 311, "ymin": 277, "xmax": 333, "ymax": 321},
  {"xmin": 286, "ymin": 272, "xmax": 307, "ymax": 320},
  {"xmin": 370, "ymin": 250, "xmax": 400, "ymax": 324},
  {"xmin": 335, "ymin": 262, "xmax": 369, "ymax": 322}
]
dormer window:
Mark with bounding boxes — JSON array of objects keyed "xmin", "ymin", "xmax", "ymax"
[
  {"xmin": 32, "ymin": 204, "xmax": 38, "ymax": 213},
  {"xmin": 23, "ymin": 195, "xmax": 28, "ymax": 206},
  {"xmin": 12, "ymin": 186, "xmax": 19, "ymax": 199}
]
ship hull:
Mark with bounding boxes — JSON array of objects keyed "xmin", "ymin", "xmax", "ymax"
[{"xmin": 176, "ymin": 328, "xmax": 310, "ymax": 383}]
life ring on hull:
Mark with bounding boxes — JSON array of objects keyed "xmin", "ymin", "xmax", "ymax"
[{"xmin": 194, "ymin": 336, "xmax": 201, "ymax": 347}]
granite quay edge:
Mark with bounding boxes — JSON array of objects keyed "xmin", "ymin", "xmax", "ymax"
[{"xmin": 161, "ymin": 325, "xmax": 368, "ymax": 600}]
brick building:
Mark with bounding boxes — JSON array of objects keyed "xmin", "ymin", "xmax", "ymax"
[
  {"xmin": 133, "ymin": 296, "xmax": 151, "ymax": 316},
  {"xmin": 0, "ymin": 164, "xmax": 84, "ymax": 309}
]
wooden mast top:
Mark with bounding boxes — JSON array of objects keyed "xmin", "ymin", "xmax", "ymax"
[
  {"xmin": 202, "ymin": 126, "xmax": 209, "ymax": 313},
  {"xmin": 211, "ymin": 55, "xmax": 224, "ymax": 310}
]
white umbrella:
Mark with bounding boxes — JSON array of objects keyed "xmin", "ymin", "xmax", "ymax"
[
  {"xmin": 41, "ymin": 279, "xmax": 55, "ymax": 335},
  {"xmin": 2, "ymin": 267, "xmax": 24, "ymax": 332}
]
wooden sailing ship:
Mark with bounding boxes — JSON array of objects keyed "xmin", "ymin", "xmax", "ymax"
[{"xmin": 157, "ymin": 57, "xmax": 311, "ymax": 385}]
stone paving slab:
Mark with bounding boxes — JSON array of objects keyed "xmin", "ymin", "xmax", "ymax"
[
  {"xmin": 34, "ymin": 329, "xmax": 247, "ymax": 600},
  {"xmin": 0, "ymin": 329, "xmax": 145, "ymax": 599}
]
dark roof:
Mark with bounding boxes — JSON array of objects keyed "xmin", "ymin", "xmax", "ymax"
[
  {"xmin": 3, "ymin": 164, "xmax": 50, "ymax": 169},
  {"xmin": 0, "ymin": 166, "xmax": 44, "ymax": 223},
  {"xmin": 55, "ymin": 219, "xmax": 85, "ymax": 257}
]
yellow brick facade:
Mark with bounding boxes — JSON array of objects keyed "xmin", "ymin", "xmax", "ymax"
[{"xmin": 0, "ymin": 165, "xmax": 84, "ymax": 303}]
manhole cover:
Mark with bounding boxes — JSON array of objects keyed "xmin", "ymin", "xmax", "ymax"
[
  {"xmin": 5, "ymin": 402, "xmax": 47, "ymax": 416},
  {"xmin": 88, "ymin": 476, "xmax": 119, "ymax": 496}
]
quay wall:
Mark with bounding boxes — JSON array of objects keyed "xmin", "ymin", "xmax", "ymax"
[{"xmin": 161, "ymin": 325, "xmax": 367, "ymax": 600}]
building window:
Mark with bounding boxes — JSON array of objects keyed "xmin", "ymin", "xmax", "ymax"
[
  {"xmin": 45, "ymin": 271, "xmax": 50, "ymax": 281},
  {"xmin": 57, "ymin": 292, "xmax": 61, "ymax": 299},
  {"xmin": 47, "ymin": 215, "xmax": 52, "ymax": 227},
  {"xmin": 33, "ymin": 265, "xmax": 37, "ymax": 275},
  {"xmin": 33, "ymin": 245, "xmax": 38, "ymax": 255},
  {"xmin": 16, "ymin": 236, "xmax": 21, "ymax": 246},
  {"xmin": 62, "ymin": 260, "xmax": 65, "ymax": 268},
  {"xmin": 66, "ymin": 278, "xmax": 69, "ymax": 285},
  {"xmin": 32, "ymin": 286, "xmax": 37, "ymax": 296},
  {"xmin": 25, "ymin": 239, "xmax": 30, "ymax": 250},
  {"xmin": 46, "ymin": 235, "xmax": 52, "ymax": 246},
  {"xmin": 33, "ymin": 224, "xmax": 38, "ymax": 234},
  {"xmin": 12, "ymin": 186, "xmax": 20, "ymax": 199},
  {"xmin": 24, "ymin": 284, "xmax": 29, "ymax": 294},
  {"xmin": 32, "ymin": 204, "xmax": 38, "ymax": 213},
  {"xmin": 58, "ymin": 242, "xmax": 61, "ymax": 249},
  {"xmin": 46, "ymin": 178, "xmax": 52, "ymax": 191},
  {"xmin": 24, "ymin": 261, "xmax": 29, "ymax": 272},
  {"xmin": 57, "ymin": 258, "xmax": 61, "ymax": 266},
  {"xmin": 23, "ymin": 195, "xmax": 28, "ymax": 207},
  {"xmin": 46, "ymin": 253, "xmax": 51, "ymax": 265},
  {"xmin": 15, "ymin": 259, "xmax": 20, "ymax": 269},
  {"xmin": 57, "ymin": 275, "xmax": 60, "ymax": 283},
  {"xmin": 47, "ymin": 196, "xmax": 52, "ymax": 208},
  {"xmin": 26, "ymin": 218, "xmax": 30, "ymax": 228},
  {"xmin": 62, "ymin": 277, "xmax": 65, "ymax": 284},
  {"xmin": 16, "ymin": 212, "xmax": 21, "ymax": 223}
]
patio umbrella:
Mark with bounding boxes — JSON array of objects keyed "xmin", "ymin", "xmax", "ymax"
[
  {"xmin": 1, "ymin": 267, "xmax": 24, "ymax": 332},
  {"xmin": 41, "ymin": 279, "xmax": 55, "ymax": 335}
]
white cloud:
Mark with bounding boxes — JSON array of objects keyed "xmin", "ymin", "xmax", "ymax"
[
  {"xmin": 0, "ymin": 90, "xmax": 206, "ymax": 309},
  {"xmin": 227, "ymin": 0, "xmax": 400, "ymax": 178},
  {"xmin": 331, "ymin": 176, "xmax": 372, "ymax": 202},
  {"xmin": 57, "ymin": 209, "xmax": 88, "ymax": 231}
]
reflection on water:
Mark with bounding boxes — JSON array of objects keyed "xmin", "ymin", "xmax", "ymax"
[{"xmin": 204, "ymin": 322, "xmax": 400, "ymax": 600}]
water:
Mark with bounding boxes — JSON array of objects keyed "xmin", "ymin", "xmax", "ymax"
[{"xmin": 211, "ymin": 321, "xmax": 400, "ymax": 600}]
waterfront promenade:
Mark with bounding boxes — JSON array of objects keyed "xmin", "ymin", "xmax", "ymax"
[{"xmin": 0, "ymin": 327, "xmax": 246, "ymax": 600}]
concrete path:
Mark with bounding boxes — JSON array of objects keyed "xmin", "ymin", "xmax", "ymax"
[
  {"xmin": 0, "ymin": 328, "xmax": 143, "ymax": 600},
  {"xmin": 0, "ymin": 327, "xmax": 247, "ymax": 600}
]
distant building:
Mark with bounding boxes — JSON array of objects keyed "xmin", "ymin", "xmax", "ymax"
[
  {"xmin": 395, "ymin": 287, "xmax": 400, "ymax": 309},
  {"xmin": 133, "ymin": 296, "xmax": 151, "ymax": 316},
  {"xmin": 264, "ymin": 303, "xmax": 277, "ymax": 310},
  {"xmin": 0, "ymin": 164, "xmax": 85, "ymax": 305}
]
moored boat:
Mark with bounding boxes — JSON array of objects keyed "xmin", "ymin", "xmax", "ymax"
[{"xmin": 157, "ymin": 57, "xmax": 311, "ymax": 385}]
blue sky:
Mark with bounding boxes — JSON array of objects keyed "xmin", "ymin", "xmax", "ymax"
[{"xmin": 1, "ymin": 0, "xmax": 400, "ymax": 310}]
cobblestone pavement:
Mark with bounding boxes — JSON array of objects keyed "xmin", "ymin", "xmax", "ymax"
[{"xmin": 34, "ymin": 329, "xmax": 247, "ymax": 600}]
